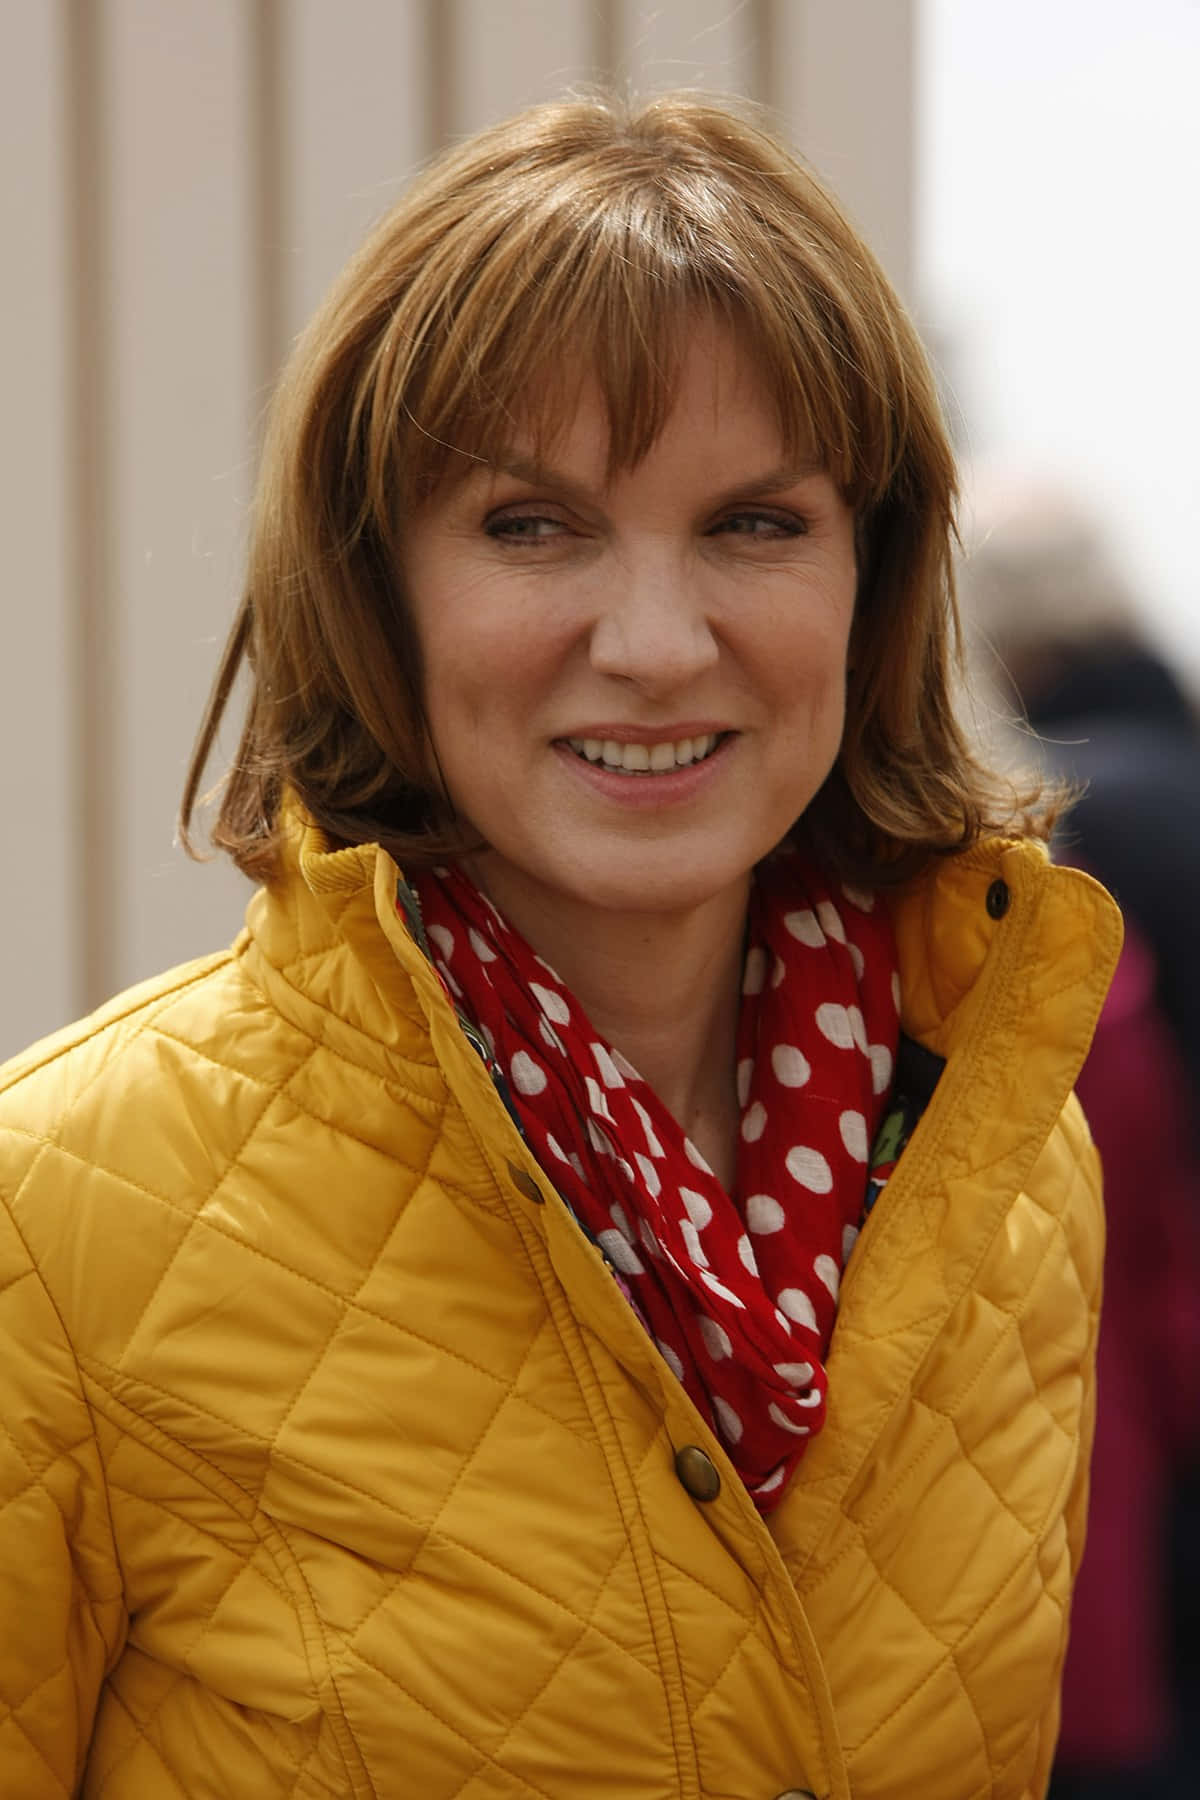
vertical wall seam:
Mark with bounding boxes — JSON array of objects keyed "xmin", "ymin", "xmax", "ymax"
[
  {"xmin": 591, "ymin": 0, "xmax": 621, "ymax": 89},
  {"xmin": 249, "ymin": 0, "xmax": 286, "ymax": 430},
  {"xmin": 427, "ymin": 0, "xmax": 455, "ymax": 153},
  {"xmin": 64, "ymin": 0, "xmax": 115, "ymax": 1011},
  {"xmin": 749, "ymin": 0, "xmax": 779, "ymax": 118}
]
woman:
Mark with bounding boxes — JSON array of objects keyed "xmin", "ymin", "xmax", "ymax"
[{"xmin": 0, "ymin": 95, "xmax": 1120, "ymax": 1799}]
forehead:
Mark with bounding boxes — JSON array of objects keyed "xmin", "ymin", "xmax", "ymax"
[{"xmin": 440, "ymin": 323, "xmax": 818, "ymax": 496}]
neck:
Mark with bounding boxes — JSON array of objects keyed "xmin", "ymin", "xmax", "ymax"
[{"xmin": 469, "ymin": 855, "xmax": 748, "ymax": 1187}]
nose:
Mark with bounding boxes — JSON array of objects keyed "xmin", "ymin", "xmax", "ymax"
[{"xmin": 587, "ymin": 548, "xmax": 720, "ymax": 694}]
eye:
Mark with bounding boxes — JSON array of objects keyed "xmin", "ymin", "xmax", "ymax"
[
  {"xmin": 708, "ymin": 509, "xmax": 808, "ymax": 540},
  {"xmin": 484, "ymin": 510, "xmax": 569, "ymax": 543}
]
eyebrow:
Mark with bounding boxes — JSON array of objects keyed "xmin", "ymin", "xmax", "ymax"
[{"xmin": 485, "ymin": 454, "xmax": 828, "ymax": 505}]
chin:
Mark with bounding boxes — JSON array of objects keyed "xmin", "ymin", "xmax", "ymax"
[{"xmin": 545, "ymin": 843, "xmax": 761, "ymax": 919}]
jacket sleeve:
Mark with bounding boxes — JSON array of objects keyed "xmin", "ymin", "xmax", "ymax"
[
  {"xmin": 0, "ymin": 1187, "xmax": 125, "ymax": 1795},
  {"xmin": 1026, "ymin": 1125, "xmax": 1104, "ymax": 1799}
]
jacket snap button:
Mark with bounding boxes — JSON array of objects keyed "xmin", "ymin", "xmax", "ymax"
[
  {"xmin": 986, "ymin": 878, "xmax": 1010, "ymax": 920},
  {"xmin": 506, "ymin": 1161, "xmax": 544, "ymax": 1204},
  {"xmin": 674, "ymin": 1445, "xmax": 721, "ymax": 1501},
  {"xmin": 773, "ymin": 1791, "xmax": 818, "ymax": 1799}
]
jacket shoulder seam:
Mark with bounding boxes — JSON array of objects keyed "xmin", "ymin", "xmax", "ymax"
[{"xmin": 0, "ymin": 953, "xmax": 235, "ymax": 1099}]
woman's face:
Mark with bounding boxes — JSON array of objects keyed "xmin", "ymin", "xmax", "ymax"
[{"xmin": 402, "ymin": 325, "xmax": 858, "ymax": 928}]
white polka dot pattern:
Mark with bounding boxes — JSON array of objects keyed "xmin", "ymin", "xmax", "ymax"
[
  {"xmin": 531, "ymin": 982, "xmax": 570, "ymax": 1023},
  {"xmin": 816, "ymin": 900, "xmax": 846, "ymax": 943},
  {"xmin": 698, "ymin": 1315, "xmax": 732, "ymax": 1359},
  {"xmin": 786, "ymin": 1145, "xmax": 833, "ymax": 1192},
  {"xmin": 511, "ymin": 1051, "xmax": 547, "ymax": 1095},
  {"xmin": 774, "ymin": 1360, "xmax": 814, "ymax": 1386},
  {"xmin": 839, "ymin": 1110, "xmax": 869, "ymax": 1161},
  {"xmin": 428, "ymin": 923, "xmax": 455, "ymax": 960},
  {"xmin": 683, "ymin": 1137, "xmax": 713, "ymax": 1175},
  {"xmin": 713, "ymin": 1396, "xmax": 744, "ymax": 1443},
  {"xmin": 777, "ymin": 1287, "xmax": 819, "ymax": 1330},
  {"xmin": 597, "ymin": 1228, "xmax": 643, "ymax": 1275},
  {"xmin": 768, "ymin": 1400, "xmax": 812, "ymax": 1436},
  {"xmin": 813, "ymin": 1254, "xmax": 840, "ymax": 1301},
  {"xmin": 680, "ymin": 1187, "xmax": 712, "ymax": 1229},
  {"xmin": 591, "ymin": 1043, "xmax": 625, "ymax": 1088},
  {"xmin": 746, "ymin": 1193, "xmax": 785, "ymax": 1234},
  {"xmin": 784, "ymin": 908, "xmax": 825, "ymax": 947},
  {"xmin": 814, "ymin": 1002, "xmax": 856, "ymax": 1048},
  {"xmin": 634, "ymin": 1153, "xmax": 662, "ymax": 1197},
  {"xmin": 770, "ymin": 1043, "xmax": 811, "ymax": 1088},
  {"xmin": 869, "ymin": 1042, "xmax": 894, "ymax": 1095},
  {"xmin": 410, "ymin": 837, "xmax": 898, "ymax": 1516},
  {"xmin": 741, "ymin": 1102, "xmax": 767, "ymax": 1143},
  {"xmin": 680, "ymin": 1219, "xmax": 710, "ymax": 1269}
]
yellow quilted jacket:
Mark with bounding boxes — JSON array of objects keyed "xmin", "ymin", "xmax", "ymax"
[{"xmin": 0, "ymin": 814, "xmax": 1120, "ymax": 1799}]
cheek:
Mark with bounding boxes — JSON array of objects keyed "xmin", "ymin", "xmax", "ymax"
[{"xmin": 775, "ymin": 604, "xmax": 854, "ymax": 690}]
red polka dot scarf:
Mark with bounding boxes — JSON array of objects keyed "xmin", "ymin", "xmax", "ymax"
[{"xmin": 409, "ymin": 841, "xmax": 898, "ymax": 1513}]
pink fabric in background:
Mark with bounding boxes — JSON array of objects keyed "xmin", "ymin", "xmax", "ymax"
[{"xmin": 1057, "ymin": 924, "xmax": 1200, "ymax": 1766}]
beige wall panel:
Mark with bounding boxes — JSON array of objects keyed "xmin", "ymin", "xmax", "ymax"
[
  {"xmin": 617, "ymin": 0, "xmax": 754, "ymax": 96},
  {"xmin": 0, "ymin": 0, "xmax": 75, "ymax": 1057},
  {"xmin": 0, "ymin": 0, "xmax": 917, "ymax": 1056},
  {"xmin": 773, "ymin": 0, "xmax": 915, "ymax": 296},
  {"xmin": 284, "ymin": 0, "xmax": 429, "ymax": 341},
  {"xmin": 452, "ymin": 0, "xmax": 596, "ymax": 135},
  {"xmin": 105, "ymin": 0, "xmax": 255, "ymax": 994}
]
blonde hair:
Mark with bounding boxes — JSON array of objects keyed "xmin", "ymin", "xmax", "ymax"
[{"xmin": 183, "ymin": 91, "xmax": 1045, "ymax": 884}]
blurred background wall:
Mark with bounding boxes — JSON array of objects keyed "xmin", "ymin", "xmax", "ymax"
[{"xmin": 3, "ymin": 0, "xmax": 1196, "ymax": 1060}]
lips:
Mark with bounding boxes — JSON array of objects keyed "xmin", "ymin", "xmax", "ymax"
[{"xmin": 563, "ymin": 733, "xmax": 726, "ymax": 775}]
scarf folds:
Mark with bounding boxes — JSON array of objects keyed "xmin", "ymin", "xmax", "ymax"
[{"xmin": 409, "ymin": 844, "xmax": 898, "ymax": 1513}]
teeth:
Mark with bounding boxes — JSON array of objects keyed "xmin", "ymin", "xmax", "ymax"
[{"xmin": 565, "ymin": 733, "xmax": 722, "ymax": 774}]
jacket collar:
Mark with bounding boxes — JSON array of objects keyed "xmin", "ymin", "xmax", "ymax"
[{"xmin": 245, "ymin": 806, "xmax": 1119, "ymax": 1083}]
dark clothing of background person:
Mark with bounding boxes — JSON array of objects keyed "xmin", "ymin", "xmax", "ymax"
[
  {"xmin": 1029, "ymin": 641, "xmax": 1200, "ymax": 1797},
  {"xmin": 1026, "ymin": 643, "xmax": 1200, "ymax": 1108}
]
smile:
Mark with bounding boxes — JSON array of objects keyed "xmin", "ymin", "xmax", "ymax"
[{"xmin": 563, "ymin": 734, "xmax": 726, "ymax": 775}]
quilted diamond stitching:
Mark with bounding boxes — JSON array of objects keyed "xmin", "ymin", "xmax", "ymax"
[
  {"xmin": 115, "ymin": 1046, "xmax": 321, "ymax": 1373},
  {"xmin": 16, "ymin": 1124, "xmax": 596, "ymax": 1458},
  {"xmin": 844, "ymin": 1218, "xmax": 1080, "ymax": 1547},
  {"xmin": 652, "ymin": 1549, "xmax": 754, "ymax": 1628},
  {"xmin": 84, "ymin": 1319, "xmax": 670, "ymax": 1710},
  {"xmin": 0, "ymin": 961, "xmax": 225, "ymax": 1123},
  {"xmin": 328, "ymin": 1441, "xmax": 650, "ymax": 1686},
  {"xmin": 105, "ymin": 1476, "xmax": 294, "ymax": 1655},
  {"xmin": 147, "ymin": 1022, "xmax": 442, "ymax": 1152},
  {"xmin": 395, "ymin": 1361, "xmax": 659, "ymax": 1666},
  {"xmin": 85, "ymin": 1389, "xmax": 372, "ymax": 1796},
  {"xmin": 0, "ymin": 1406, "xmax": 95, "ymax": 1535},
  {"xmin": 441, "ymin": 1541, "xmax": 650, "ymax": 1800},
  {"xmin": 90, "ymin": 1668, "xmax": 191, "ymax": 1798},
  {"xmin": 347, "ymin": 1635, "xmax": 553, "ymax": 1800},
  {"xmin": 2, "ymin": 1664, "xmax": 76, "ymax": 1796}
]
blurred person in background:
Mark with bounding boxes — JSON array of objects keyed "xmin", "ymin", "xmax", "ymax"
[
  {"xmin": 963, "ymin": 483, "xmax": 1200, "ymax": 1799},
  {"xmin": 0, "ymin": 99, "xmax": 1120, "ymax": 1797}
]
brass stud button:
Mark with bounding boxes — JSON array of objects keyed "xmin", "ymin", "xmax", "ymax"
[
  {"xmin": 674, "ymin": 1444, "xmax": 721, "ymax": 1502},
  {"xmin": 505, "ymin": 1161, "xmax": 544, "ymax": 1204},
  {"xmin": 774, "ymin": 1790, "xmax": 818, "ymax": 1799},
  {"xmin": 986, "ymin": 878, "xmax": 1010, "ymax": 920}
]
